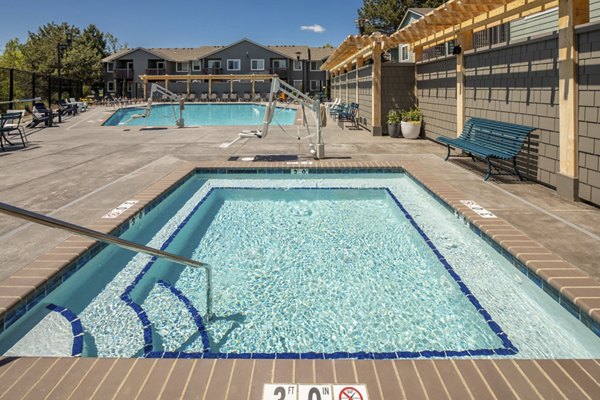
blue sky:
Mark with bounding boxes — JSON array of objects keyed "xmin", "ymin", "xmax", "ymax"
[{"xmin": 1, "ymin": 0, "xmax": 364, "ymax": 51}]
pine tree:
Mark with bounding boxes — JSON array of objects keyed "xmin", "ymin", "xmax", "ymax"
[{"xmin": 357, "ymin": 0, "xmax": 446, "ymax": 35}]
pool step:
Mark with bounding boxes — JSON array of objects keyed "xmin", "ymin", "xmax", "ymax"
[{"xmin": 143, "ymin": 280, "xmax": 209, "ymax": 353}]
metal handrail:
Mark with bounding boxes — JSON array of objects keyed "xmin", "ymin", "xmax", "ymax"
[{"xmin": 0, "ymin": 201, "xmax": 213, "ymax": 320}]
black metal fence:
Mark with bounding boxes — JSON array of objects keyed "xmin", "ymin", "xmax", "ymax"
[{"xmin": 0, "ymin": 67, "xmax": 83, "ymax": 113}]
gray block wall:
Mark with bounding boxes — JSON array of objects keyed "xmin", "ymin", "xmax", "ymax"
[
  {"xmin": 416, "ymin": 58, "xmax": 457, "ymax": 140},
  {"xmin": 464, "ymin": 35, "xmax": 559, "ymax": 185},
  {"xmin": 577, "ymin": 23, "xmax": 600, "ymax": 205},
  {"xmin": 381, "ymin": 63, "xmax": 416, "ymax": 134}
]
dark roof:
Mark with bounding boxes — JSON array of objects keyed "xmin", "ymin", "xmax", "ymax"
[{"xmin": 103, "ymin": 40, "xmax": 335, "ymax": 63}]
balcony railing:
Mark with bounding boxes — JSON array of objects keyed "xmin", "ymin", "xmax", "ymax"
[
  {"xmin": 114, "ymin": 69, "xmax": 134, "ymax": 79},
  {"xmin": 145, "ymin": 68, "xmax": 166, "ymax": 75}
]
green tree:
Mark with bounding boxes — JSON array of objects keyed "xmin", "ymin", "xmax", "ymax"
[
  {"xmin": 0, "ymin": 39, "xmax": 26, "ymax": 69},
  {"xmin": 357, "ymin": 0, "xmax": 445, "ymax": 35},
  {"xmin": 2, "ymin": 22, "xmax": 123, "ymax": 91}
]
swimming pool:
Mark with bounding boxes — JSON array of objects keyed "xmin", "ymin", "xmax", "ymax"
[
  {"xmin": 1, "ymin": 172, "xmax": 599, "ymax": 359},
  {"xmin": 102, "ymin": 103, "xmax": 297, "ymax": 127}
]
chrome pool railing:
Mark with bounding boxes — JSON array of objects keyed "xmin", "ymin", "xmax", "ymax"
[{"xmin": 0, "ymin": 201, "xmax": 214, "ymax": 320}]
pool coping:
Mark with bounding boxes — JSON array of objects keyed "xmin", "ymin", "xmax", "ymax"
[{"xmin": 0, "ymin": 160, "xmax": 599, "ymax": 343}]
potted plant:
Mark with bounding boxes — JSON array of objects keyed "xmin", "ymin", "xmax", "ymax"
[
  {"xmin": 387, "ymin": 109, "xmax": 401, "ymax": 138},
  {"xmin": 400, "ymin": 107, "xmax": 422, "ymax": 139}
]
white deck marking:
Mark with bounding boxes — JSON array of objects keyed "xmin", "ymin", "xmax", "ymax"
[{"xmin": 460, "ymin": 200, "xmax": 497, "ymax": 218}]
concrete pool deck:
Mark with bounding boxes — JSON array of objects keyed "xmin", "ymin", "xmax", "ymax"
[{"xmin": 0, "ymin": 106, "xmax": 599, "ymax": 398}]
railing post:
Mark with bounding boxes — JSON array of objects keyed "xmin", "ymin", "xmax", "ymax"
[
  {"xmin": 32, "ymin": 73, "xmax": 36, "ymax": 105},
  {"xmin": 9, "ymin": 68, "xmax": 14, "ymax": 109}
]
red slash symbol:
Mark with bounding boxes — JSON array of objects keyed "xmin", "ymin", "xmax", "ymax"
[{"xmin": 339, "ymin": 387, "xmax": 364, "ymax": 400}]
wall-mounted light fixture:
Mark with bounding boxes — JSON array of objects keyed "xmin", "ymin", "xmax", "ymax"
[{"xmin": 452, "ymin": 45, "xmax": 462, "ymax": 55}]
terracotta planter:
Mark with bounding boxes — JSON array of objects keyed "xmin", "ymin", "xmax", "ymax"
[
  {"xmin": 401, "ymin": 121, "xmax": 421, "ymax": 139},
  {"xmin": 387, "ymin": 123, "xmax": 401, "ymax": 138}
]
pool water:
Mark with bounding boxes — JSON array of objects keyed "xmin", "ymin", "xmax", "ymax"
[
  {"xmin": 102, "ymin": 103, "xmax": 296, "ymax": 126},
  {"xmin": 1, "ymin": 173, "xmax": 600, "ymax": 359}
]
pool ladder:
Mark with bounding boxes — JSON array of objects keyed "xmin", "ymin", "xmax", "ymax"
[{"xmin": 0, "ymin": 201, "xmax": 214, "ymax": 320}]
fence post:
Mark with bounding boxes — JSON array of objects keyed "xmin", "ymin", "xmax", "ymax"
[
  {"xmin": 9, "ymin": 68, "xmax": 14, "ymax": 109},
  {"xmin": 47, "ymin": 75, "xmax": 52, "ymax": 105},
  {"xmin": 32, "ymin": 73, "xmax": 36, "ymax": 102}
]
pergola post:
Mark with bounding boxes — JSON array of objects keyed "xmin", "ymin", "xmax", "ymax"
[
  {"xmin": 372, "ymin": 41, "xmax": 382, "ymax": 135},
  {"xmin": 165, "ymin": 76, "xmax": 169, "ymax": 91},
  {"xmin": 556, "ymin": 0, "xmax": 589, "ymax": 201},
  {"xmin": 230, "ymin": 79, "xmax": 233, "ymax": 94},
  {"xmin": 142, "ymin": 76, "xmax": 147, "ymax": 99},
  {"xmin": 186, "ymin": 78, "xmax": 190, "ymax": 97},
  {"xmin": 252, "ymin": 78, "xmax": 256, "ymax": 97},
  {"xmin": 356, "ymin": 56, "xmax": 363, "ymax": 107},
  {"xmin": 456, "ymin": 30, "xmax": 473, "ymax": 138},
  {"xmin": 346, "ymin": 62, "xmax": 352, "ymax": 104},
  {"xmin": 208, "ymin": 79, "xmax": 212, "ymax": 96}
]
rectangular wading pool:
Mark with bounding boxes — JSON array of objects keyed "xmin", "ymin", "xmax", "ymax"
[{"xmin": 1, "ymin": 171, "xmax": 600, "ymax": 359}]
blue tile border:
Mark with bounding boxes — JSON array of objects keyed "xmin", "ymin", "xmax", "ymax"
[
  {"xmin": 46, "ymin": 303, "xmax": 84, "ymax": 357},
  {"xmin": 157, "ymin": 280, "xmax": 210, "ymax": 352},
  {"xmin": 120, "ymin": 184, "xmax": 516, "ymax": 359},
  {"xmin": 3, "ymin": 166, "xmax": 598, "ymax": 357},
  {"xmin": 402, "ymin": 170, "xmax": 600, "ymax": 339}
]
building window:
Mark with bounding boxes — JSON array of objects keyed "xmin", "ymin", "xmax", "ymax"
[
  {"xmin": 207, "ymin": 60, "xmax": 221, "ymax": 68},
  {"xmin": 227, "ymin": 59, "xmax": 241, "ymax": 71},
  {"xmin": 309, "ymin": 80, "xmax": 320, "ymax": 91},
  {"xmin": 156, "ymin": 61, "xmax": 165, "ymax": 70},
  {"xmin": 106, "ymin": 63, "xmax": 114, "ymax": 72},
  {"xmin": 251, "ymin": 59, "xmax": 265, "ymax": 71},
  {"xmin": 192, "ymin": 61, "xmax": 202, "ymax": 71},
  {"xmin": 293, "ymin": 80, "xmax": 303, "ymax": 90},
  {"xmin": 293, "ymin": 60, "xmax": 302, "ymax": 71},
  {"xmin": 176, "ymin": 62, "xmax": 189, "ymax": 72},
  {"xmin": 107, "ymin": 81, "xmax": 115, "ymax": 92},
  {"xmin": 400, "ymin": 45, "xmax": 409, "ymax": 62},
  {"xmin": 272, "ymin": 59, "xmax": 287, "ymax": 69},
  {"xmin": 473, "ymin": 23, "xmax": 510, "ymax": 49},
  {"xmin": 310, "ymin": 61, "xmax": 322, "ymax": 71}
]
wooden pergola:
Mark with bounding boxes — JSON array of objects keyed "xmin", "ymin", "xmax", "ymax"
[
  {"xmin": 140, "ymin": 74, "xmax": 278, "ymax": 99},
  {"xmin": 322, "ymin": 0, "xmax": 590, "ymax": 200}
]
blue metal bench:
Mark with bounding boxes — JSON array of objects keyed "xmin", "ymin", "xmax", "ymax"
[{"xmin": 437, "ymin": 117, "xmax": 536, "ymax": 181}]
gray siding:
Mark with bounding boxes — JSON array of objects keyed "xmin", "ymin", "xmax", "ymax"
[
  {"xmin": 577, "ymin": 23, "xmax": 600, "ymax": 204},
  {"xmin": 510, "ymin": 8, "xmax": 558, "ymax": 41},
  {"xmin": 416, "ymin": 58, "xmax": 457, "ymax": 140},
  {"xmin": 464, "ymin": 35, "xmax": 559, "ymax": 185},
  {"xmin": 510, "ymin": 0, "xmax": 600, "ymax": 42}
]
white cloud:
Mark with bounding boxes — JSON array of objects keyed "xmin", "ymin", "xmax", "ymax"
[{"xmin": 300, "ymin": 24, "xmax": 326, "ymax": 33}]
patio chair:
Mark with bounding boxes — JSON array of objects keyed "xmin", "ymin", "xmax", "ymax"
[
  {"xmin": 58, "ymin": 99, "xmax": 77, "ymax": 116},
  {"xmin": 69, "ymin": 98, "xmax": 87, "ymax": 111},
  {"xmin": 188, "ymin": 93, "xmax": 196, "ymax": 102},
  {"xmin": 230, "ymin": 93, "xmax": 238, "ymax": 102},
  {"xmin": 221, "ymin": 93, "xmax": 230, "ymax": 102},
  {"xmin": 252, "ymin": 93, "xmax": 262, "ymax": 102},
  {"xmin": 209, "ymin": 93, "xmax": 217, "ymax": 102},
  {"xmin": 4, "ymin": 110, "xmax": 27, "ymax": 142},
  {"xmin": 26, "ymin": 103, "xmax": 55, "ymax": 127},
  {"xmin": 200, "ymin": 93, "xmax": 208, "ymax": 102},
  {"xmin": 0, "ymin": 112, "xmax": 27, "ymax": 151},
  {"xmin": 243, "ymin": 93, "xmax": 251, "ymax": 102}
]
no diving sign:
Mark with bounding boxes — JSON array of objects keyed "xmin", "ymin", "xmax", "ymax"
[{"xmin": 263, "ymin": 384, "xmax": 368, "ymax": 400}]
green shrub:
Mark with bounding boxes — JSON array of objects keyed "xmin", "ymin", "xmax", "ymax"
[
  {"xmin": 387, "ymin": 109, "xmax": 401, "ymax": 124},
  {"xmin": 401, "ymin": 107, "xmax": 422, "ymax": 122}
]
